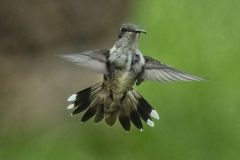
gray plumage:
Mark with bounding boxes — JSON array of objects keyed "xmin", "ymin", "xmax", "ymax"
[{"xmin": 59, "ymin": 23, "xmax": 204, "ymax": 131}]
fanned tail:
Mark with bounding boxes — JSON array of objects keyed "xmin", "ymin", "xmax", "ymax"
[
  {"xmin": 118, "ymin": 90, "xmax": 159, "ymax": 131},
  {"xmin": 67, "ymin": 83, "xmax": 160, "ymax": 131},
  {"xmin": 67, "ymin": 83, "xmax": 106, "ymax": 123}
]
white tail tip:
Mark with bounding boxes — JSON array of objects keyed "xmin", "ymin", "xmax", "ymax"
[
  {"xmin": 150, "ymin": 110, "xmax": 160, "ymax": 120},
  {"xmin": 147, "ymin": 119, "xmax": 154, "ymax": 127},
  {"xmin": 68, "ymin": 94, "xmax": 77, "ymax": 101},
  {"xmin": 67, "ymin": 104, "xmax": 74, "ymax": 109}
]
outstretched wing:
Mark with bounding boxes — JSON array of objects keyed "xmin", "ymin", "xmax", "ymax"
[
  {"xmin": 58, "ymin": 50, "xmax": 109, "ymax": 74},
  {"xmin": 136, "ymin": 56, "xmax": 204, "ymax": 85}
]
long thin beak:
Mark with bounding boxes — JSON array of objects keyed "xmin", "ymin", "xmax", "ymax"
[{"xmin": 134, "ymin": 29, "xmax": 147, "ymax": 34}]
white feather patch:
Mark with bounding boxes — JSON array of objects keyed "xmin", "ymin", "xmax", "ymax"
[
  {"xmin": 67, "ymin": 104, "xmax": 74, "ymax": 109},
  {"xmin": 150, "ymin": 110, "xmax": 160, "ymax": 120},
  {"xmin": 68, "ymin": 94, "xmax": 77, "ymax": 101},
  {"xmin": 147, "ymin": 119, "xmax": 154, "ymax": 127}
]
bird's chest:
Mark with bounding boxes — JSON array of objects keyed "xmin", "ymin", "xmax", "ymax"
[
  {"xmin": 107, "ymin": 52, "xmax": 137, "ymax": 93},
  {"xmin": 107, "ymin": 68, "xmax": 136, "ymax": 93},
  {"xmin": 108, "ymin": 49, "xmax": 132, "ymax": 70}
]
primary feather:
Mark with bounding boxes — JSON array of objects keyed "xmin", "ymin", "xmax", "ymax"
[{"xmin": 58, "ymin": 50, "xmax": 109, "ymax": 74}]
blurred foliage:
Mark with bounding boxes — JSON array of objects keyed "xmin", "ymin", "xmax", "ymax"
[{"xmin": 1, "ymin": 0, "xmax": 240, "ymax": 160}]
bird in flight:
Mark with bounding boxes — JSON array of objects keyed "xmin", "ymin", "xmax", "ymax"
[{"xmin": 59, "ymin": 23, "xmax": 204, "ymax": 131}]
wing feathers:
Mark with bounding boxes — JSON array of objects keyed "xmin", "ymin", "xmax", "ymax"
[
  {"xmin": 58, "ymin": 50, "xmax": 109, "ymax": 74},
  {"xmin": 140, "ymin": 56, "xmax": 204, "ymax": 84}
]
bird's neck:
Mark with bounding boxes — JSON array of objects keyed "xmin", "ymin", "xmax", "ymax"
[{"xmin": 115, "ymin": 34, "xmax": 139, "ymax": 51}]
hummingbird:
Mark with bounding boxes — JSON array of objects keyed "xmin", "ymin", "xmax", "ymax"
[{"xmin": 59, "ymin": 23, "xmax": 204, "ymax": 131}]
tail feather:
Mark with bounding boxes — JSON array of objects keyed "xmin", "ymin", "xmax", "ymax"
[
  {"xmin": 81, "ymin": 100, "xmax": 100, "ymax": 122},
  {"xmin": 137, "ymin": 106, "xmax": 152, "ymax": 124},
  {"xmin": 71, "ymin": 92, "xmax": 91, "ymax": 115},
  {"xmin": 94, "ymin": 104, "xmax": 104, "ymax": 123},
  {"xmin": 67, "ymin": 83, "xmax": 160, "ymax": 131},
  {"xmin": 130, "ymin": 110, "xmax": 143, "ymax": 131},
  {"xmin": 129, "ymin": 90, "xmax": 154, "ymax": 125},
  {"xmin": 73, "ymin": 83, "xmax": 100, "ymax": 102},
  {"xmin": 81, "ymin": 107, "xmax": 98, "ymax": 122},
  {"xmin": 71, "ymin": 83, "xmax": 103, "ymax": 115},
  {"xmin": 105, "ymin": 108, "xmax": 119, "ymax": 126},
  {"xmin": 118, "ymin": 107, "xmax": 131, "ymax": 131},
  {"xmin": 124, "ymin": 95, "xmax": 144, "ymax": 131},
  {"xmin": 72, "ymin": 101, "xmax": 90, "ymax": 115},
  {"xmin": 132, "ymin": 90, "xmax": 153, "ymax": 115}
]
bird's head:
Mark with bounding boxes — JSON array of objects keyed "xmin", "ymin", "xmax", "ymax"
[
  {"xmin": 118, "ymin": 23, "xmax": 147, "ymax": 39},
  {"xmin": 116, "ymin": 23, "xmax": 146, "ymax": 49}
]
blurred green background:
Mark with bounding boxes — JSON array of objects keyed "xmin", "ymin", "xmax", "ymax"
[{"xmin": 1, "ymin": 0, "xmax": 240, "ymax": 160}]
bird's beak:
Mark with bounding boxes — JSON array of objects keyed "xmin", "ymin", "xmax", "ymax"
[{"xmin": 134, "ymin": 29, "xmax": 147, "ymax": 34}]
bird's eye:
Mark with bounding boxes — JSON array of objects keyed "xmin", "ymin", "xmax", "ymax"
[
  {"xmin": 118, "ymin": 27, "xmax": 127, "ymax": 39},
  {"xmin": 120, "ymin": 28, "xmax": 127, "ymax": 32}
]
